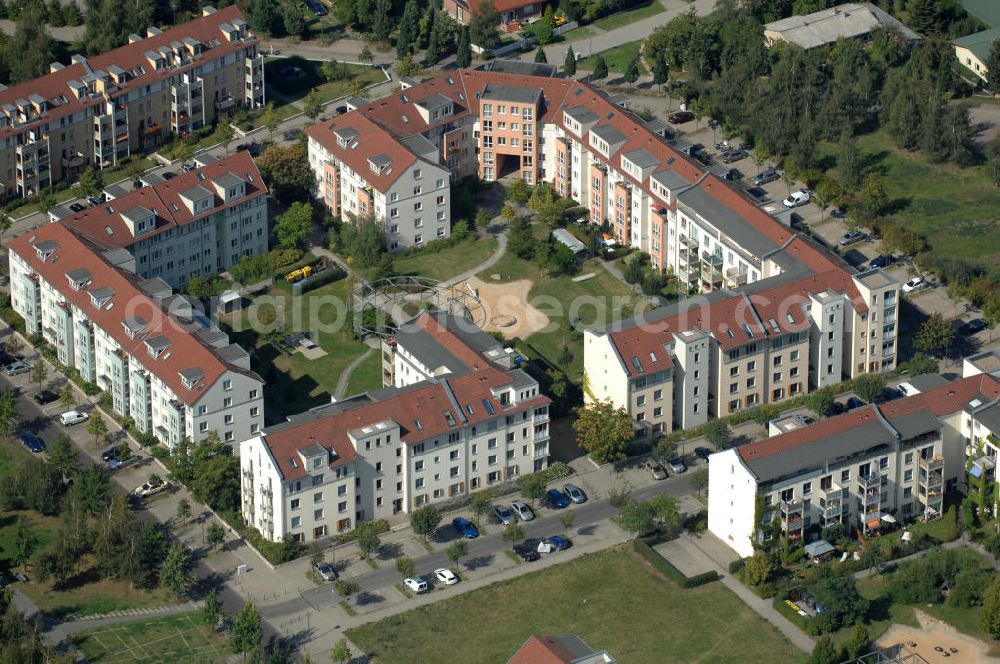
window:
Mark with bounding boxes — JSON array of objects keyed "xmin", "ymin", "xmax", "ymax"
[
  {"xmin": 291, "ymin": 516, "xmax": 301, "ymax": 528},
  {"xmin": 802, "ymin": 482, "xmax": 811, "ymax": 495},
  {"xmin": 314, "ymin": 509, "xmax": 323, "ymax": 520},
  {"xmin": 747, "ymin": 361, "xmax": 756, "ymax": 372},
  {"xmin": 290, "ymin": 498, "xmax": 300, "ymax": 511},
  {"xmin": 415, "ymin": 460, "xmax": 424, "ymax": 471},
  {"xmin": 841, "ymin": 469, "xmax": 850, "ymax": 483},
  {"xmin": 414, "ymin": 168, "xmax": 422, "ymax": 179},
  {"xmin": 223, "ymin": 379, "xmax": 232, "ymax": 391},
  {"xmin": 903, "ymin": 469, "xmax": 913, "ymax": 482},
  {"xmin": 314, "ymin": 492, "xmax": 323, "ymax": 503},
  {"xmin": 730, "ymin": 366, "xmax": 739, "ymax": 377}
]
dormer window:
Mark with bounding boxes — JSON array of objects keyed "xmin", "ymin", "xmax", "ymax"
[
  {"xmin": 33, "ymin": 240, "xmax": 58, "ymax": 261},
  {"xmin": 144, "ymin": 335, "xmax": 171, "ymax": 358},
  {"xmin": 122, "ymin": 316, "xmax": 148, "ymax": 339},
  {"xmin": 66, "ymin": 268, "xmax": 91, "ymax": 291},
  {"xmin": 88, "ymin": 287, "xmax": 115, "ymax": 309},
  {"xmin": 179, "ymin": 367, "xmax": 205, "ymax": 390}
]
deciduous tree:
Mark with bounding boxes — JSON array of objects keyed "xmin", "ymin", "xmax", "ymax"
[
  {"xmin": 573, "ymin": 399, "xmax": 632, "ymax": 463},
  {"xmin": 161, "ymin": 544, "xmax": 197, "ymax": 598},
  {"xmin": 410, "ymin": 505, "xmax": 442, "ymax": 541},
  {"xmin": 744, "ymin": 550, "xmax": 773, "ymax": 586},
  {"xmin": 79, "ymin": 167, "xmax": 104, "ymax": 198},
  {"xmin": 852, "ymin": 373, "xmax": 886, "ymax": 404},
  {"xmin": 275, "ymin": 201, "xmax": 313, "ymax": 250},
  {"xmin": 519, "ymin": 473, "xmax": 547, "ymax": 508},
  {"xmin": 47, "ymin": 434, "xmax": 77, "ymax": 482},
  {"xmin": 704, "ymin": 419, "xmax": 732, "ymax": 449},
  {"xmin": 203, "ymin": 588, "xmax": 224, "ymax": 628},
  {"xmin": 446, "ymin": 540, "xmax": 468, "ymax": 570},
  {"xmin": 806, "ymin": 386, "xmax": 836, "ymax": 417},
  {"xmin": 395, "ymin": 555, "xmax": 415, "ymax": 578},
  {"xmin": 914, "ymin": 313, "xmax": 954, "ymax": 356},
  {"xmin": 303, "ymin": 89, "xmax": 323, "ymax": 122},
  {"xmin": 0, "ymin": 389, "xmax": 17, "ymax": 435},
  {"xmin": 87, "ymin": 415, "xmax": 108, "ymax": 445},
  {"xmin": 908, "ymin": 352, "xmax": 939, "ymax": 376},
  {"xmin": 12, "ymin": 517, "xmax": 38, "ymax": 572},
  {"xmin": 331, "ymin": 637, "xmax": 351, "ymax": 664},
  {"xmin": 257, "ymin": 144, "xmax": 314, "ymax": 204},
  {"xmin": 206, "ymin": 523, "xmax": 226, "ymax": 551},
  {"xmin": 691, "ymin": 468, "xmax": 709, "ymax": 497},
  {"xmin": 31, "ymin": 360, "xmax": 47, "ymax": 388},
  {"xmin": 357, "ymin": 524, "xmax": 381, "ymax": 559},
  {"xmin": 229, "ymin": 601, "xmax": 263, "ymax": 655},
  {"xmin": 469, "ymin": 490, "xmax": 492, "ymax": 526}
]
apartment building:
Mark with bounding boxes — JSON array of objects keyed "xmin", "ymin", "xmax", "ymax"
[
  {"xmin": 708, "ymin": 372, "xmax": 1000, "ymax": 558},
  {"xmin": 0, "ymin": 5, "xmax": 264, "ymax": 199},
  {"xmin": 240, "ymin": 311, "xmax": 551, "ymax": 542},
  {"xmin": 50, "ymin": 151, "xmax": 268, "ymax": 288},
  {"xmin": 8, "ymin": 223, "xmax": 264, "ymax": 448}
]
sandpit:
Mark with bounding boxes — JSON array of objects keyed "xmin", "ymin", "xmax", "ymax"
[
  {"xmin": 875, "ymin": 609, "xmax": 1000, "ymax": 664},
  {"xmin": 463, "ymin": 276, "xmax": 550, "ymax": 339}
]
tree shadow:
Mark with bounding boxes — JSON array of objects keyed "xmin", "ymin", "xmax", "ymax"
[
  {"xmin": 354, "ymin": 590, "xmax": 384, "ymax": 607},
  {"xmin": 882, "ymin": 197, "xmax": 912, "ymax": 215},
  {"xmin": 857, "ymin": 150, "xmax": 890, "ymax": 175},
  {"xmin": 577, "ymin": 524, "xmax": 598, "ymax": 537},
  {"xmin": 377, "ymin": 542, "xmax": 403, "ymax": 561},
  {"xmin": 463, "ymin": 554, "xmax": 495, "ymax": 571}
]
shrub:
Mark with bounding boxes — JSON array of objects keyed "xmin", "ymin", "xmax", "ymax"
[
  {"xmin": 729, "ymin": 558, "xmax": 747, "ymax": 574},
  {"xmin": 336, "ymin": 519, "xmax": 390, "ymax": 544},
  {"xmin": 683, "ymin": 510, "xmax": 708, "ymax": 533}
]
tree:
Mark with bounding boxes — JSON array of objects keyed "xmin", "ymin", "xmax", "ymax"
[
  {"xmin": 303, "ymin": 89, "xmax": 323, "ymax": 123},
  {"xmin": 908, "ymin": 352, "xmax": 939, "ymax": 376},
  {"xmin": 564, "ymin": 46, "xmax": 577, "ymax": 77},
  {"xmin": 650, "ymin": 439, "xmax": 678, "ymax": 468},
  {"xmin": 261, "ymin": 103, "xmax": 282, "ymax": 143},
  {"xmin": 371, "ymin": 0, "xmax": 391, "ymax": 43},
  {"xmin": 331, "ymin": 637, "xmax": 351, "ymax": 664},
  {"xmin": 469, "ymin": 0, "xmax": 499, "ymax": 50},
  {"xmin": 502, "ymin": 523, "xmax": 524, "ymax": 542},
  {"xmin": 860, "ymin": 172, "xmax": 887, "ymax": 217},
  {"xmin": 446, "ymin": 540, "xmax": 468, "ymax": 570},
  {"xmin": 624, "ymin": 54, "xmax": 640, "ymax": 88},
  {"xmin": 31, "ymin": 360, "xmax": 47, "ymax": 388},
  {"xmin": 591, "ymin": 55, "xmax": 608, "ymax": 81},
  {"xmin": 282, "ymin": 1, "xmax": 307, "ymax": 38},
  {"xmin": 519, "ymin": 473, "xmax": 547, "ymax": 508},
  {"xmin": 0, "ymin": 389, "xmax": 17, "ymax": 435},
  {"xmin": 744, "ymin": 550, "xmax": 774, "ymax": 586},
  {"xmin": 981, "ymin": 577, "xmax": 1000, "ymax": 638},
  {"xmin": 809, "ymin": 570, "xmax": 869, "ymax": 634},
  {"xmin": 173, "ymin": 141, "xmax": 195, "ymax": 171},
  {"xmin": 12, "ymin": 517, "xmax": 38, "ymax": 572},
  {"xmin": 907, "ymin": 0, "xmax": 937, "ymax": 34},
  {"xmin": 410, "ymin": 505, "xmax": 442, "ymax": 541},
  {"xmin": 76, "ymin": 463, "xmax": 111, "ymax": 515},
  {"xmin": 206, "ymin": 523, "xmax": 226, "ymax": 551},
  {"xmin": 395, "ymin": 53, "xmax": 422, "ymax": 79},
  {"xmin": 257, "ymin": 144, "xmax": 314, "ymax": 205},
  {"xmin": 395, "ymin": 555, "xmax": 415, "ymax": 579},
  {"xmin": 78, "ymin": 167, "xmax": 104, "ymax": 198},
  {"xmin": 397, "ymin": 0, "xmax": 420, "ymax": 58},
  {"xmin": 456, "ymin": 26, "xmax": 472, "ymax": 68},
  {"xmin": 691, "ymin": 468, "xmax": 709, "ymax": 497},
  {"xmin": 161, "ymin": 544, "xmax": 197, "ymax": 598},
  {"xmin": 47, "ymin": 434, "xmax": 77, "ymax": 482},
  {"xmin": 534, "ymin": 46, "xmax": 547, "ymax": 64},
  {"xmin": 425, "ymin": 10, "xmax": 455, "ymax": 66},
  {"xmin": 230, "ymin": 601, "xmax": 263, "ymax": 655},
  {"xmin": 359, "ymin": 46, "xmax": 374, "ymax": 65},
  {"xmin": 469, "ymin": 490, "xmax": 493, "ymax": 526},
  {"xmin": 9, "ymin": 6, "xmax": 54, "ymax": 84},
  {"xmin": 852, "ymin": 373, "xmax": 886, "ymax": 404},
  {"xmin": 806, "ymin": 386, "xmax": 836, "ymax": 417},
  {"xmin": 810, "ymin": 636, "xmax": 839, "ymax": 664},
  {"xmin": 87, "ymin": 415, "xmax": 108, "ymax": 445},
  {"xmin": 34, "ymin": 534, "xmax": 82, "ymax": 585},
  {"xmin": 335, "ymin": 578, "xmax": 359, "ymax": 601},
  {"xmin": 914, "ymin": 313, "xmax": 955, "ymax": 357},
  {"xmin": 838, "ymin": 132, "xmax": 862, "ymax": 190},
  {"xmin": 613, "ymin": 499, "xmax": 656, "ymax": 536},
  {"xmin": 573, "ymin": 399, "xmax": 632, "ymax": 463},
  {"xmin": 203, "ymin": 588, "xmax": 224, "ymax": 628},
  {"xmin": 216, "ymin": 122, "xmax": 235, "ymax": 155},
  {"xmin": 847, "ymin": 621, "xmax": 870, "ymax": 660},
  {"xmin": 357, "ymin": 524, "xmax": 381, "ymax": 559},
  {"xmin": 704, "ymin": 419, "xmax": 732, "ymax": 449},
  {"xmin": 177, "ymin": 498, "xmax": 192, "ymax": 523},
  {"xmin": 649, "ymin": 494, "xmax": 680, "ymax": 529},
  {"xmin": 987, "ymin": 40, "xmax": 1000, "ymax": 92},
  {"xmin": 275, "ymin": 201, "xmax": 313, "ymax": 250}
]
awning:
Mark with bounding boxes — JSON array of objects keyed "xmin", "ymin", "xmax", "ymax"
[
  {"xmin": 804, "ymin": 540, "xmax": 835, "ymax": 558},
  {"xmin": 881, "ymin": 514, "xmax": 897, "ymax": 524},
  {"xmin": 867, "ymin": 517, "xmax": 881, "ymax": 529}
]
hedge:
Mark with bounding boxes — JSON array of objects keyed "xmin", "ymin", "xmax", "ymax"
[
  {"xmin": 729, "ymin": 557, "xmax": 747, "ymax": 574},
  {"xmin": 336, "ymin": 518, "xmax": 390, "ymax": 544},
  {"xmin": 298, "ymin": 267, "xmax": 346, "ymax": 294},
  {"xmin": 633, "ymin": 539, "xmax": 719, "ymax": 588}
]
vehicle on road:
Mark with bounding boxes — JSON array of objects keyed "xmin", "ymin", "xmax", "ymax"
[
  {"xmin": 846, "ymin": 397, "xmax": 865, "ymax": 410},
  {"xmin": 314, "ymin": 562, "xmax": 338, "ymax": 582},
  {"xmin": 512, "ymin": 541, "xmax": 540, "ymax": 561},
  {"xmin": 695, "ymin": 447, "xmax": 711, "ymax": 462},
  {"xmin": 563, "ymin": 483, "xmax": 587, "ymax": 504},
  {"xmin": 510, "ymin": 500, "xmax": 534, "ymax": 522},
  {"xmin": 493, "ymin": 504, "xmax": 515, "ymax": 525},
  {"xmin": 721, "ymin": 149, "xmax": 746, "ymax": 163},
  {"xmin": 59, "ymin": 410, "xmax": 88, "ymax": 426},
  {"xmin": 108, "ymin": 456, "xmax": 140, "ymax": 471},
  {"xmin": 668, "ymin": 458, "xmax": 687, "ymax": 474},
  {"xmin": 4, "ymin": 361, "xmax": 30, "ymax": 376},
  {"xmin": 19, "ymin": 432, "xmax": 43, "ymax": 453},
  {"xmin": 752, "ymin": 168, "xmax": 780, "ymax": 186},
  {"xmin": 451, "ymin": 517, "xmax": 479, "ymax": 539},
  {"xmin": 69, "ymin": 202, "xmax": 86, "ymax": 213},
  {"xmin": 668, "ymin": 111, "xmax": 694, "ymax": 124},
  {"xmin": 33, "ymin": 390, "xmax": 57, "ymax": 405},
  {"xmin": 546, "ymin": 535, "xmax": 572, "ymax": 551},
  {"xmin": 903, "ymin": 277, "xmax": 927, "ymax": 293},
  {"xmin": 782, "ymin": 189, "xmax": 811, "ymax": 208},
  {"xmin": 644, "ymin": 459, "xmax": 667, "ymax": 480},
  {"xmin": 134, "ymin": 478, "xmax": 167, "ymax": 498},
  {"xmin": 545, "ymin": 488, "xmax": 569, "ymax": 509},
  {"xmin": 960, "ymin": 318, "xmax": 988, "ymax": 335},
  {"xmin": 404, "ymin": 577, "xmax": 428, "ymax": 593},
  {"xmin": 869, "ymin": 255, "xmax": 896, "ymax": 269},
  {"xmin": 434, "ymin": 568, "xmax": 459, "ymax": 585},
  {"xmin": 181, "ymin": 163, "xmax": 196, "ymax": 173},
  {"xmin": 838, "ymin": 230, "xmax": 866, "ymax": 246}
]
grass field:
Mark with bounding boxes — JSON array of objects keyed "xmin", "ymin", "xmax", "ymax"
[
  {"xmin": 580, "ymin": 41, "xmax": 647, "ymax": 75},
  {"xmin": 264, "ymin": 57, "xmax": 383, "ymax": 106},
  {"xmin": 72, "ymin": 612, "xmax": 229, "ymax": 663},
  {"xmin": 591, "ymin": 1, "xmax": 664, "ymax": 31},
  {"xmin": 344, "ymin": 350, "xmax": 383, "ymax": 397},
  {"xmin": 221, "ymin": 277, "xmax": 371, "ymax": 415},
  {"xmin": 392, "ymin": 237, "xmax": 500, "ymax": 282},
  {"xmin": 348, "ymin": 548, "xmax": 802, "ymax": 664},
  {"xmin": 821, "ymin": 129, "xmax": 1000, "ymax": 263}
]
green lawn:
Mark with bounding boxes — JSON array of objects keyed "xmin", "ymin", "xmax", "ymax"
[
  {"xmin": 348, "ymin": 548, "xmax": 802, "ymax": 664},
  {"xmin": 72, "ymin": 612, "xmax": 229, "ymax": 663},
  {"xmin": 344, "ymin": 350, "xmax": 384, "ymax": 397},
  {"xmin": 591, "ymin": 1, "xmax": 665, "ymax": 31},
  {"xmin": 392, "ymin": 237, "xmax": 500, "ymax": 282},
  {"xmin": 221, "ymin": 277, "xmax": 372, "ymax": 416},
  {"xmin": 820, "ymin": 128, "xmax": 1000, "ymax": 263},
  {"xmin": 580, "ymin": 41, "xmax": 647, "ymax": 75},
  {"xmin": 264, "ymin": 56, "xmax": 383, "ymax": 106}
]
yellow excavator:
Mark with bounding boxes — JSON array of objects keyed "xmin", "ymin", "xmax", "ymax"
[{"xmin": 285, "ymin": 264, "xmax": 313, "ymax": 283}]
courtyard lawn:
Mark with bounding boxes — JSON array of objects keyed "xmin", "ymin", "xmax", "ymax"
[
  {"xmin": 72, "ymin": 611, "xmax": 229, "ymax": 663},
  {"xmin": 820, "ymin": 129, "xmax": 1000, "ymax": 263},
  {"xmin": 348, "ymin": 548, "xmax": 802, "ymax": 664},
  {"xmin": 591, "ymin": 1, "xmax": 665, "ymax": 31},
  {"xmin": 221, "ymin": 277, "xmax": 372, "ymax": 416},
  {"xmin": 344, "ymin": 350, "xmax": 383, "ymax": 397},
  {"xmin": 264, "ymin": 56, "xmax": 383, "ymax": 107},
  {"xmin": 392, "ymin": 237, "xmax": 500, "ymax": 283},
  {"xmin": 580, "ymin": 41, "xmax": 647, "ymax": 75}
]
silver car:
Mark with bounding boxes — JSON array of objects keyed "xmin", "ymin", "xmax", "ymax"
[
  {"xmin": 3, "ymin": 361, "xmax": 29, "ymax": 376},
  {"xmin": 510, "ymin": 500, "xmax": 535, "ymax": 522},
  {"xmin": 493, "ymin": 504, "xmax": 515, "ymax": 525}
]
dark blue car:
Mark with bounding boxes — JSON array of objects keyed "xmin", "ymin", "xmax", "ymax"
[
  {"xmin": 451, "ymin": 517, "xmax": 479, "ymax": 539},
  {"xmin": 846, "ymin": 397, "xmax": 865, "ymax": 410},
  {"xmin": 546, "ymin": 488, "xmax": 569, "ymax": 509},
  {"xmin": 869, "ymin": 255, "xmax": 896, "ymax": 269},
  {"xmin": 19, "ymin": 432, "xmax": 44, "ymax": 453},
  {"xmin": 695, "ymin": 447, "xmax": 711, "ymax": 462},
  {"xmin": 546, "ymin": 535, "xmax": 572, "ymax": 550}
]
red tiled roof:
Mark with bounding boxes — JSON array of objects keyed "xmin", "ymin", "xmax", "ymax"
[
  {"xmin": 60, "ymin": 151, "xmax": 265, "ymax": 249},
  {"xmin": 507, "ymin": 636, "xmax": 577, "ymax": 664},
  {"xmin": 459, "ymin": 0, "xmax": 540, "ymax": 15},
  {"xmin": 0, "ymin": 6, "xmax": 253, "ymax": 141},
  {"xmin": 305, "ymin": 112, "xmax": 419, "ymax": 190},
  {"xmin": 739, "ymin": 405, "xmax": 882, "ymax": 464},
  {"xmin": 8, "ymin": 223, "xmax": 258, "ymax": 405}
]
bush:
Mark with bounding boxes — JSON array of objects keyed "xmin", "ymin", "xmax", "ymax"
[
  {"xmin": 298, "ymin": 267, "xmax": 346, "ymax": 293},
  {"xmin": 683, "ymin": 510, "xmax": 708, "ymax": 533},
  {"xmin": 729, "ymin": 558, "xmax": 747, "ymax": 574},
  {"xmin": 336, "ymin": 519, "xmax": 390, "ymax": 544},
  {"xmin": 537, "ymin": 461, "xmax": 573, "ymax": 484}
]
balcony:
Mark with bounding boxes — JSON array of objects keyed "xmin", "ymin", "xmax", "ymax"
[
  {"xmin": 919, "ymin": 455, "xmax": 944, "ymax": 472},
  {"xmin": 725, "ymin": 267, "xmax": 747, "ymax": 286},
  {"xmin": 61, "ymin": 154, "xmax": 85, "ymax": 169},
  {"xmin": 858, "ymin": 472, "xmax": 881, "ymax": 490},
  {"xmin": 701, "ymin": 251, "xmax": 723, "ymax": 267}
]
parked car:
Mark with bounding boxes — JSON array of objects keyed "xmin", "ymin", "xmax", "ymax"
[
  {"xmin": 33, "ymin": 390, "xmax": 57, "ymax": 405},
  {"xmin": 545, "ymin": 488, "xmax": 569, "ymax": 509},
  {"xmin": 903, "ymin": 277, "xmax": 927, "ymax": 294},
  {"xmin": 161, "ymin": 171, "xmax": 176, "ymax": 180},
  {"xmin": 4, "ymin": 361, "xmax": 30, "ymax": 376},
  {"xmin": 668, "ymin": 111, "xmax": 694, "ymax": 124},
  {"xmin": 307, "ymin": 0, "xmax": 327, "ymax": 15},
  {"xmin": 782, "ymin": 189, "xmax": 811, "ymax": 208},
  {"xmin": 720, "ymin": 149, "xmax": 746, "ymax": 163},
  {"xmin": 563, "ymin": 483, "xmax": 587, "ymax": 504},
  {"xmin": 283, "ymin": 128, "xmax": 303, "ymax": 141},
  {"xmin": 838, "ymin": 230, "xmax": 866, "ymax": 246},
  {"xmin": 546, "ymin": 535, "xmax": 572, "ymax": 551},
  {"xmin": 694, "ymin": 447, "xmax": 712, "ymax": 462},
  {"xmin": 512, "ymin": 542, "xmax": 540, "ymax": 562},
  {"xmin": 69, "ymin": 202, "xmax": 86, "ymax": 213},
  {"xmin": 404, "ymin": 577, "xmax": 428, "ymax": 593},
  {"xmin": 644, "ymin": 459, "xmax": 667, "ymax": 480},
  {"xmin": 59, "ymin": 410, "xmax": 89, "ymax": 426},
  {"xmin": 869, "ymin": 255, "xmax": 896, "ymax": 269},
  {"xmin": 100, "ymin": 445, "xmax": 120, "ymax": 462},
  {"xmin": 451, "ymin": 517, "xmax": 479, "ymax": 539},
  {"xmin": 752, "ymin": 168, "xmax": 780, "ymax": 186},
  {"xmin": 668, "ymin": 458, "xmax": 687, "ymax": 474},
  {"xmin": 434, "ymin": 568, "xmax": 459, "ymax": 585},
  {"xmin": 960, "ymin": 318, "xmax": 988, "ymax": 336},
  {"xmin": 0, "ymin": 351, "xmax": 15, "ymax": 367},
  {"xmin": 493, "ymin": 504, "xmax": 515, "ymax": 525},
  {"xmin": 846, "ymin": 397, "xmax": 865, "ymax": 410},
  {"xmin": 181, "ymin": 163, "xmax": 196, "ymax": 173},
  {"xmin": 19, "ymin": 432, "xmax": 44, "ymax": 453},
  {"xmin": 87, "ymin": 195, "xmax": 104, "ymax": 206},
  {"xmin": 510, "ymin": 500, "xmax": 534, "ymax": 522},
  {"xmin": 314, "ymin": 561, "xmax": 338, "ymax": 582},
  {"xmin": 134, "ymin": 478, "xmax": 167, "ymax": 498},
  {"xmin": 108, "ymin": 456, "xmax": 140, "ymax": 471}
]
